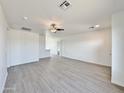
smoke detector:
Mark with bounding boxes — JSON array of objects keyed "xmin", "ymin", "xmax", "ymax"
[{"xmin": 59, "ymin": 0, "xmax": 71, "ymax": 10}]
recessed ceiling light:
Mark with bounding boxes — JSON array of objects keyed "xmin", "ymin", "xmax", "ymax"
[
  {"xmin": 95, "ymin": 25, "xmax": 100, "ymax": 28},
  {"xmin": 23, "ymin": 17, "xmax": 28, "ymax": 20}
]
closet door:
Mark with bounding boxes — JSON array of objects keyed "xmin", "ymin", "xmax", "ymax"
[
  {"xmin": 7, "ymin": 31, "xmax": 22, "ymax": 66},
  {"xmin": 21, "ymin": 31, "xmax": 39, "ymax": 64},
  {"xmin": 8, "ymin": 30, "xmax": 39, "ymax": 66}
]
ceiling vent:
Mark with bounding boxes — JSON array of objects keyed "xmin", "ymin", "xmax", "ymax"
[
  {"xmin": 21, "ymin": 27, "xmax": 32, "ymax": 31},
  {"xmin": 59, "ymin": 0, "xmax": 71, "ymax": 10}
]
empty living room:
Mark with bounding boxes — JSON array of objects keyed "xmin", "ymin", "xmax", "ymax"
[{"xmin": 0, "ymin": 0, "xmax": 124, "ymax": 93}]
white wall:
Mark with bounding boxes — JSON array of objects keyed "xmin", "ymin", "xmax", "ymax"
[
  {"xmin": 112, "ymin": 11, "xmax": 124, "ymax": 87},
  {"xmin": 7, "ymin": 30, "xmax": 40, "ymax": 66},
  {"xmin": 39, "ymin": 34, "xmax": 50, "ymax": 58},
  {"xmin": 0, "ymin": 5, "xmax": 8, "ymax": 93},
  {"xmin": 61, "ymin": 29, "xmax": 111, "ymax": 66}
]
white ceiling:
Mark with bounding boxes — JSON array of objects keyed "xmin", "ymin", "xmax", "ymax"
[{"xmin": 0, "ymin": 0, "xmax": 124, "ymax": 36}]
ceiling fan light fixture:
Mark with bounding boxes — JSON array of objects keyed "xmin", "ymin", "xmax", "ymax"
[
  {"xmin": 49, "ymin": 23, "xmax": 64, "ymax": 33},
  {"xmin": 50, "ymin": 29, "xmax": 57, "ymax": 33},
  {"xmin": 49, "ymin": 24, "xmax": 57, "ymax": 33}
]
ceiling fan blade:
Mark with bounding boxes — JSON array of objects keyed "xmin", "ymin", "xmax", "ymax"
[{"xmin": 56, "ymin": 28, "xmax": 64, "ymax": 31}]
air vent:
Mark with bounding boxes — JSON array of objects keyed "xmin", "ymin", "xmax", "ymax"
[
  {"xmin": 59, "ymin": 0, "xmax": 71, "ymax": 10},
  {"xmin": 89, "ymin": 26, "xmax": 95, "ymax": 29},
  {"xmin": 21, "ymin": 27, "xmax": 32, "ymax": 31}
]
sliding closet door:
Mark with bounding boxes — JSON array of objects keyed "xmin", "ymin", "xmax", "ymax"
[{"xmin": 7, "ymin": 30, "xmax": 39, "ymax": 66}]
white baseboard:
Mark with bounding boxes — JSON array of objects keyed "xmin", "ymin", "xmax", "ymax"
[
  {"xmin": 62, "ymin": 56, "xmax": 111, "ymax": 67},
  {"xmin": 10, "ymin": 58, "xmax": 39, "ymax": 67},
  {"xmin": 0, "ymin": 71, "xmax": 8, "ymax": 93},
  {"xmin": 111, "ymin": 80, "xmax": 124, "ymax": 88},
  {"xmin": 39, "ymin": 57, "xmax": 51, "ymax": 60}
]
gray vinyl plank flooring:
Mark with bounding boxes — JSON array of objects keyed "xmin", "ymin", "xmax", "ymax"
[{"xmin": 3, "ymin": 57, "xmax": 124, "ymax": 93}]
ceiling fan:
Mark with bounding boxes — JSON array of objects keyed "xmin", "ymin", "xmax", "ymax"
[{"xmin": 49, "ymin": 23, "xmax": 64, "ymax": 33}]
